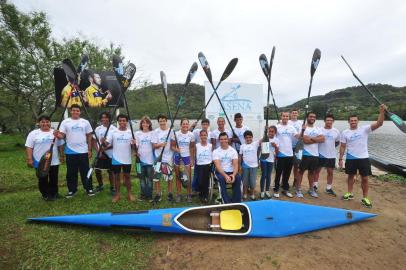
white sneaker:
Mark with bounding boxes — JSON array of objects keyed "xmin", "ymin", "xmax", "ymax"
[
  {"xmin": 282, "ymin": 190, "xmax": 293, "ymax": 198},
  {"xmin": 260, "ymin": 192, "xmax": 265, "ymax": 199},
  {"xmin": 308, "ymin": 189, "xmax": 319, "ymax": 198},
  {"xmin": 273, "ymin": 192, "xmax": 280, "ymax": 198},
  {"xmin": 265, "ymin": 191, "xmax": 272, "ymax": 198},
  {"xmin": 250, "ymin": 195, "xmax": 256, "ymax": 201},
  {"xmin": 296, "ymin": 190, "xmax": 304, "ymax": 198}
]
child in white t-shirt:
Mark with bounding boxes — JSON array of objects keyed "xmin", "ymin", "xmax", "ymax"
[
  {"xmin": 239, "ymin": 130, "xmax": 260, "ymax": 200},
  {"xmin": 194, "ymin": 129, "xmax": 213, "ymax": 203},
  {"xmin": 259, "ymin": 126, "xmax": 279, "ymax": 199}
]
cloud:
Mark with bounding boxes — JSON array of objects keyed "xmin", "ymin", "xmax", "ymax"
[{"xmin": 12, "ymin": 0, "xmax": 406, "ymax": 106}]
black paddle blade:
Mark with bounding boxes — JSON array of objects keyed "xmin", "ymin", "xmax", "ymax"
[
  {"xmin": 269, "ymin": 46, "xmax": 276, "ymax": 73},
  {"xmin": 310, "ymin": 48, "xmax": 321, "ymax": 77},
  {"xmin": 122, "ymin": 63, "xmax": 136, "ymax": 90},
  {"xmin": 160, "ymin": 71, "xmax": 168, "ymax": 98},
  {"xmin": 112, "ymin": 55, "xmax": 124, "ymax": 77},
  {"xmin": 220, "ymin": 58, "xmax": 238, "ymax": 82},
  {"xmin": 62, "ymin": 59, "xmax": 77, "ymax": 83},
  {"xmin": 259, "ymin": 54, "xmax": 269, "ymax": 78},
  {"xmin": 77, "ymin": 54, "xmax": 89, "ymax": 73},
  {"xmin": 184, "ymin": 62, "xmax": 198, "ymax": 86},
  {"xmin": 198, "ymin": 52, "xmax": 213, "ymax": 84},
  {"xmin": 386, "ymin": 111, "xmax": 406, "ymax": 133}
]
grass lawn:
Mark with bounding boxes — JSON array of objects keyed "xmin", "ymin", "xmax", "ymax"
[{"xmin": 0, "ymin": 134, "xmax": 192, "ymax": 269}]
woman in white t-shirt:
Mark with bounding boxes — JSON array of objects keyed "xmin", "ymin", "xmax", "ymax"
[
  {"xmin": 171, "ymin": 118, "xmax": 195, "ymax": 203},
  {"xmin": 25, "ymin": 115, "xmax": 64, "ymax": 200},
  {"xmin": 259, "ymin": 126, "xmax": 279, "ymax": 199},
  {"xmin": 135, "ymin": 116, "xmax": 155, "ymax": 201},
  {"xmin": 194, "ymin": 129, "xmax": 213, "ymax": 203}
]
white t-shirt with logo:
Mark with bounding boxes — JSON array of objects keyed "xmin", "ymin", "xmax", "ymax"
[
  {"xmin": 213, "ymin": 146, "xmax": 238, "ymax": 173},
  {"xmin": 152, "ymin": 128, "xmax": 173, "ymax": 164},
  {"xmin": 94, "ymin": 125, "xmax": 117, "ymax": 158},
  {"xmin": 303, "ymin": 126, "xmax": 323, "ymax": 157},
  {"xmin": 173, "ymin": 130, "xmax": 195, "ymax": 157},
  {"xmin": 59, "ymin": 118, "xmax": 92, "ymax": 154},
  {"xmin": 135, "ymin": 130, "xmax": 154, "ymax": 165},
  {"xmin": 195, "ymin": 143, "xmax": 213, "ymax": 165},
  {"xmin": 262, "ymin": 137, "xmax": 279, "ymax": 163},
  {"xmin": 25, "ymin": 129, "xmax": 64, "ymax": 168},
  {"xmin": 319, "ymin": 127, "xmax": 340, "ymax": 159},
  {"xmin": 340, "ymin": 125, "xmax": 372, "ymax": 159},
  {"xmin": 193, "ymin": 128, "xmax": 212, "ymax": 144},
  {"xmin": 288, "ymin": 120, "xmax": 302, "ymax": 147},
  {"xmin": 106, "ymin": 129, "xmax": 133, "ymax": 165},
  {"xmin": 210, "ymin": 128, "xmax": 233, "ymax": 149},
  {"xmin": 233, "ymin": 125, "xmax": 250, "ymax": 149},
  {"xmin": 239, "ymin": 140, "xmax": 259, "ymax": 168},
  {"xmin": 276, "ymin": 124, "xmax": 298, "ymax": 157}
]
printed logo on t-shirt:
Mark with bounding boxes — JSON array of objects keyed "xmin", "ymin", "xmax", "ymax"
[{"xmin": 71, "ymin": 124, "xmax": 84, "ymax": 132}]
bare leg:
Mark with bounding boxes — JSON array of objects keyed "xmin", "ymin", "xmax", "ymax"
[
  {"xmin": 313, "ymin": 167, "xmax": 321, "ymax": 187},
  {"xmin": 185, "ymin": 165, "xmax": 192, "ymax": 195},
  {"xmin": 347, "ymin": 174, "xmax": 355, "ymax": 193},
  {"xmin": 155, "ymin": 181, "xmax": 161, "ymax": 195},
  {"xmin": 326, "ymin": 168, "xmax": 334, "ymax": 185},
  {"xmin": 167, "ymin": 178, "xmax": 173, "ymax": 194},
  {"xmin": 123, "ymin": 172, "xmax": 135, "ymax": 201},
  {"xmin": 112, "ymin": 172, "xmax": 121, "ymax": 203},
  {"xmin": 95, "ymin": 169, "xmax": 103, "ymax": 186},
  {"xmin": 296, "ymin": 171, "xmax": 304, "ymax": 190},
  {"xmin": 108, "ymin": 171, "xmax": 114, "ymax": 188},
  {"xmin": 174, "ymin": 165, "xmax": 182, "ymax": 194},
  {"xmin": 361, "ymin": 176, "xmax": 369, "ymax": 198},
  {"xmin": 307, "ymin": 171, "xmax": 314, "ymax": 189},
  {"xmin": 292, "ymin": 164, "xmax": 299, "ymax": 187}
]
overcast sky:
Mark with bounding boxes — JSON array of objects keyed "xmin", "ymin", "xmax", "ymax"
[{"xmin": 12, "ymin": 0, "xmax": 406, "ymax": 106}]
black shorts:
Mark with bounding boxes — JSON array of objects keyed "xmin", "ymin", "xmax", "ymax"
[
  {"xmin": 345, "ymin": 158, "xmax": 371, "ymax": 177},
  {"xmin": 318, "ymin": 158, "xmax": 336, "ymax": 169},
  {"xmin": 299, "ymin": 156, "xmax": 319, "ymax": 172},
  {"xmin": 111, "ymin": 164, "xmax": 132, "ymax": 174},
  {"xmin": 96, "ymin": 156, "xmax": 112, "ymax": 170}
]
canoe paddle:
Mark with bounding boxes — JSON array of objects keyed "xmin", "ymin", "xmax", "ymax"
[
  {"xmin": 294, "ymin": 48, "xmax": 322, "ymax": 165},
  {"xmin": 259, "ymin": 46, "xmax": 278, "ymax": 159},
  {"xmin": 341, "ymin": 56, "xmax": 406, "ymax": 134}
]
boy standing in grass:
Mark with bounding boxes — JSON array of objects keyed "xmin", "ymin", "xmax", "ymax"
[
  {"xmin": 239, "ymin": 130, "xmax": 259, "ymax": 200},
  {"xmin": 25, "ymin": 115, "xmax": 64, "ymax": 201},
  {"xmin": 152, "ymin": 114, "xmax": 174, "ymax": 202},
  {"xmin": 103, "ymin": 114, "xmax": 136, "ymax": 203},
  {"xmin": 54, "ymin": 104, "xmax": 95, "ymax": 198},
  {"xmin": 194, "ymin": 129, "xmax": 213, "ymax": 203}
]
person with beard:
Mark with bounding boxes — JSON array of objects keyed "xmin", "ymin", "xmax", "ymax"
[
  {"xmin": 339, "ymin": 105, "xmax": 386, "ymax": 208},
  {"xmin": 295, "ymin": 112, "xmax": 325, "ymax": 198},
  {"xmin": 84, "ymin": 70, "xmax": 112, "ymax": 107}
]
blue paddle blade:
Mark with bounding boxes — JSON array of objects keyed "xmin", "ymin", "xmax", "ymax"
[
  {"xmin": 259, "ymin": 54, "xmax": 269, "ymax": 78},
  {"xmin": 387, "ymin": 112, "xmax": 406, "ymax": 133},
  {"xmin": 112, "ymin": 55, "xmax": 124, "ymax": 77}
]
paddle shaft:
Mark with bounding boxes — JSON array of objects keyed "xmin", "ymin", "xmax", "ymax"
[{"xmin": 192, "ymin": 81, "xmax": 221, "ymax": 131}]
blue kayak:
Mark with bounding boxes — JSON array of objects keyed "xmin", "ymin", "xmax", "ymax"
[{"xmin": 28, "ymin": 200, "xmax": 376, "ymax": 238}]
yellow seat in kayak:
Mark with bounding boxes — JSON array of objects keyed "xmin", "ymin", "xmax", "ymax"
[{"xmin": 220, "ymin": 210, "xmax": 243, "ymax": 231}]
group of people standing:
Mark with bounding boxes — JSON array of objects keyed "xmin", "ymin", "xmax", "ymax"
[{"xmin": 25, "ymin": 103, "xmax": 386, "ymax": 208}]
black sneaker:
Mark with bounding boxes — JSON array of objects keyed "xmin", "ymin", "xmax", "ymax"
[
  {"xmin": 153, "ymin": 194, "xmax": 162, "ymax": 203},
  {"xmin": 87, "ymin": 189, "xmax": 96, "ymax": 197},
  {"xmin": 95, "ymin": 185, "xmax": 104, "ymax": 193},
  {"xmin": 138, "ymin": 195, "xmax": 145, "ymax": 202},
  {"xmin": 167, "ymin": 193, "xmax": 174, "ymax": 202},
  {"xmin": 65, "ymin": 191, "xmax": 77, "ymax": 199},
  {"xmin": 313, "ymin": 185, "xmax": 318, "ymax": 191},
  {"xmin": 325, "ymin": 188, "xmax": 337, "ymax": 196}
]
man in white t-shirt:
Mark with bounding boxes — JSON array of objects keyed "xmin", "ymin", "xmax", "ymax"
[
  {"xmin": 339, "ymin": 105, "xmax": 386, "ymax": 208},
  {"xmin": 211, "ymin": 117, "xmax": 232, "ymax": 149},
  {"xmin": 152, "ymin": 114, "xmax": 174, "ymax": 202},
  {"xmin": 295, "ymin": 112, "xmax": 325, "ymax": 198},
  {"xmin": 274, "ymin": 112, "xmax": 299, "ymax": 198},
  {"xmin": 313, "ymin": 113, "xmax": 340, "ymax": 196},
  {"xmin": 288, "ymin": 108, "xmax": 301, "ymax": 187},
  {"xmin": 232, "ymin": 113, "xmax": 249, "ymax": 152},
  {"xmin": 93, "ymin": 111, "xmax": 117, "ymax": 194},
  {"xmin": 213, "ymin": 132, "xmax": 242, "ymax": 203},
  {"xmin": 54, "ymin": 104, "xmax": 95, "ymax": 198}
]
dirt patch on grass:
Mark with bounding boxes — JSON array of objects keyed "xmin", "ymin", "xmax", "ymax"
[{"xmin": 151, "ymin": 171, "xmax": 406, "ymax": 270}]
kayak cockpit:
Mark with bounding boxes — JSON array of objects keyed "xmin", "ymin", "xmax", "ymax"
[{"xmin": 174, "ymin": 203, "xmax": 251, "ymax": 236}]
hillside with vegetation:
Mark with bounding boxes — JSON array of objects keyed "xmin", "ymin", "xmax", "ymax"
[{"xmin": 126, "ymin": 83, "xmax": 406, "ymax": 121}]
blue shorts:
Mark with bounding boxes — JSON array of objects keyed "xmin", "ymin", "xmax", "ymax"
[{"xmin": 174, "ymin": 154, "xmax": 191, "ymax": 166}]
